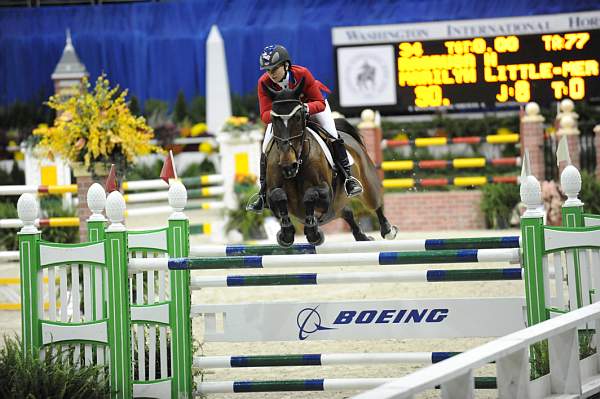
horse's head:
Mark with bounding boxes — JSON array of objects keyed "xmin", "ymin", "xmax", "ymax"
[{"xmin": 263, "ymin": 78, "xmax": 307, "ymax": 179}]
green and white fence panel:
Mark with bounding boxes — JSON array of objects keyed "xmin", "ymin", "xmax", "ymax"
[
  {"xmin": 17, "ymin": 191, "xmax": 132, "ymax": 398},
  {"xmin": 126, "ymin": 218, "xmax": 192, "ymax": 398}
]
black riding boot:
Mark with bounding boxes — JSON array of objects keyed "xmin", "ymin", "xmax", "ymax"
[
  {"xmin": 332, "ymin": 138, "xmax": 363, "ymax": 197},
  {"xmin": 246, "ymin": 152, "xmax": 268, "ymax": 213}
]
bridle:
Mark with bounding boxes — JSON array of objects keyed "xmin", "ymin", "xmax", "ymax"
[{"xmin": 270, "ymin": 99, "xmax": 308, "ymax": 169}]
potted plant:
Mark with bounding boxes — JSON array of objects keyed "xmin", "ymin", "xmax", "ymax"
[
  {"xmin": 34, "ymin": 75, "xmax": 160, "ymax": 177},
  {"xmin": 480, "ymin": 183, "xmax": 521, "ymax": 229},
  {"xmin": 33, "ymin": 75, "xmax": 161, "ymax": 240},
  {"xmin": 225, "ymin": 173, "xmax": 270, "ymax": 240}
]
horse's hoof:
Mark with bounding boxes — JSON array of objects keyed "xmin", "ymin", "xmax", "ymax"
[
  {"xmin": 309, "ymin": 230, "xmax": 325, "ymax": 246},
  {"xmin": 356, "ymin": 233, "xmax": 373, "ymax": 241},
  {"xmin": 277, "ymin": 230, "xmax": 294, "ymax": 247},
  {"xmin": 384, "ymin": 226, "xmax": 398, "ymax": 240}
]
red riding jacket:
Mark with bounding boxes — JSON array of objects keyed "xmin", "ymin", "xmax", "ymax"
[{"xmin": 258, "ymin": 65, "xmax": 331, "ymax": 124}]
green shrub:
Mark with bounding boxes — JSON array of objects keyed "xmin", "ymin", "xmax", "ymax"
[
  {"xmin": 0, "ymin": 335, "xmax": 112, "ymax": 398},
  {"xmin": 144, "ymin": 98, "xmax": 169, "ymax": 121},
  {"xmin": 180, "ymin": 159, "xmax": 217, "ymax": 177},
  {"xmin": 188, "ymin": 96, "xmax": 206, "ymax": 124},
  {"xmin": 580, "ymin": 171, "xmax": 600, "ymax": 215},
  {"xmin": 0, "ymin": 201, "xmax": 18, "ymax": 250},
  {"xmin": 226, "ymin": 176, "xmax": 270, "ymax": 240},
  {"xmin": 480, "ymin": 183, "xmax": 521, "ymax": 229},
  {"xmin": 39, "ymin": 197, "xmax": 78, "ymax": 244},
  {"xmin": 126, "ymin": 160, "xmax": 164, "ymax": 181},
  {"xmin": 174, "ymin": 91, "xmax": 188, "ymax": 124},
  {"xmin": 0, "ymin": 162, "xmax": 25, "ymax": 188}
]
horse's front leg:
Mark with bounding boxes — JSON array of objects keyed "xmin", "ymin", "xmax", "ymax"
[
  {"xmin": 303, "ymin": 186, "xmax": 328, "ymax": 246},
  {"xmin": 268, "ymin": 187, "xmax": 296, "ymax": 247}
]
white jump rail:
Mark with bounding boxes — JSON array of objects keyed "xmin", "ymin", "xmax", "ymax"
[{"xmin": 353, "ymin": 301, "xmax": 600, "ymax": 399}]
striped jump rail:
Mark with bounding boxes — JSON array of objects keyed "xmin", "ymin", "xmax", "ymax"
[
  {"xmin": 0, "ymin": 217, "xmax": 79, "ymax": 229},
  {"xmin": 125, "ymin": 201, "xmax": 224, "ymax": 217},
  {"xmin": 123, "ymin": 186, "xmax": 224, "ymax": 203},
  {"xmin": 190, "ymin": 236, "xmax": 520, "ymax": 256},
  {"xmin": 191, "ymin": 268, "xmax": 524, "ymax": 288},
  {"xmin": 128, "ymin": 248, "xmax": 521, "ymax": 272},
  {"xmin": 380, "ymin": 157, "xmax": 520, "ymax": 172},
  {"xmin": 198, "ymin": 376, "xmax": 497, "ymax": 394},
  {"xmin": 0, "ymin": 277, "xmax": 50, "ymax": 310},
  {"xmin": 383, "ymin": 175, "xmax": 518, "ymax": 189},
  {"xmin": 0, "ymin": 184, "xmax": 77, "ymax": 196},
  {"xmin": 0, "ymin": 251, "xmax": 18, "ymax": 262},
  {"xmin": 382, "ymin": 133, "xmax": 519, "ymax": 149},
  {"xmin": 0, "ymin": 218, "xmax": 213, "ymax": 235},
  {"xmin": 195, "ymin": 351, "xmax": 460, "ymax": 368},
  {"xmin": 122, "ymin": 174, "xmax": 223, "ymax": 191}
]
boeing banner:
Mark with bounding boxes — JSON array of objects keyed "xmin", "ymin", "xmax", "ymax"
[{"xmin": 194, "ymin": 297, "xmax": 526, "ymax": 342}]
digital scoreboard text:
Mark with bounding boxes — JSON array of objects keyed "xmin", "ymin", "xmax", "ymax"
[{"xmin": 395, "ymin": 30, "xmax": 599, "ymax": 112}]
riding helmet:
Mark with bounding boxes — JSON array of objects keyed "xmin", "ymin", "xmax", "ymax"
[{"xmin": 259, "ymin": 45, "xmax": 291, "ymax": 70}]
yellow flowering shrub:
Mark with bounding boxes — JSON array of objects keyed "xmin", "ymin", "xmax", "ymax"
[
  {"xmin": 190, "ymin": 122, "xmax": 208, "ymax": 137},
  {"xmin": 34, "ymin": 75, "xmax": 161, "ymax": 174},
  {"xmin": 222, "ymin": 116, "xmax": 262, "ymax": 134}
]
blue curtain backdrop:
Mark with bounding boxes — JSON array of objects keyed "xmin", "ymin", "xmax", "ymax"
[{"xmin": 0, "ymin": 0, "xmax": 596, "ymax": 105}]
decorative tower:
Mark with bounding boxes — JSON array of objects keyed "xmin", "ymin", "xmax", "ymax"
[{"xmin": 51, "ymin": 29, "xmax": 88, "ymax": 98}]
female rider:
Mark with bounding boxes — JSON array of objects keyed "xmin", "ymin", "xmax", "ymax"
[{"xmin": 247, "ymin": 44, "xmax": 363, "ymax": 212}]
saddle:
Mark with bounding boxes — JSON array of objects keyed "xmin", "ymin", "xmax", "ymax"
[{"xmin": 306, "ymin": 120, "xmax": 355, "ymax": 170}]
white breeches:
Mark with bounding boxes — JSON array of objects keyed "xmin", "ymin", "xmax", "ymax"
[{"xmin": 262, "ymin": 100, "xmax": 338, "ymax": 153}]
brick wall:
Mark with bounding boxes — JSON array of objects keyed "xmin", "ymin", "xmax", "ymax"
[
  {"xmin": 520, "ymin": 121, "xmax": 545, "ymax": 179},
  {"xmin": 322, "ymin": 190, "xmax": 486, "ymax": 233},
  {"xmin": 383, "ymin": 191, "xmax": 485, "ymax": 231},
  {"xmin": 76, "ymin": 175, "xmax": 94, "ymax": 242}
]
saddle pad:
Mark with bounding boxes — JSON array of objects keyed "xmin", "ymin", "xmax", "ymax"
[
  {"xmin": 306, "ymin": 127, "xmax": 354, "ymax": 169},
  {"xmin": 263, "ymin": 128, "xmax": 354, "ymax": 170}
]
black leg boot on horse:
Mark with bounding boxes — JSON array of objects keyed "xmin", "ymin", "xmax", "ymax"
[
  {"xmin": 246, "ymin": 152, "xmax": 268, "ymax": 213},
  {"xmin": 331, "ymin": 138, "xmax": 363, "ymax": 197}
]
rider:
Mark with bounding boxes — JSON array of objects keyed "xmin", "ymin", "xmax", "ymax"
[{"xmin": 247, "ymin": 44, "xmax": 363, "ymax": 213}]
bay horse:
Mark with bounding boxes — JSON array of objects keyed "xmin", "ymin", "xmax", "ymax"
[{"xmin": 262, "ymin": 79, "xmax": 398, "ymax": 247}]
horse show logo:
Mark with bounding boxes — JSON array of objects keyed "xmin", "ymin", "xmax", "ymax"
[
  {"xmin": 338, "ymin": 45, "xmax": 396, "ymax": 107},
  {"xmin": 343, "ymin": 53, "xmax": 389, "ymax": 98}
]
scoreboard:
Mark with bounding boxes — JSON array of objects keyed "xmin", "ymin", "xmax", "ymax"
[{"xmin": 333, "ymin": 11, "xmax": 600, "ymax": 113}]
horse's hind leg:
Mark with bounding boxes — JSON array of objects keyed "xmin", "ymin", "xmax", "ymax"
[
  {"xmin": 376, "ymin": 207, "xmax": 398, "ymax": 240},
  {"xmin": 342, "ymin": 207, "xmax": 373, "ymax": 241},
  {"xmin": 303, "ymin": 188, "xmax": 324, "ymax": 246},
  {"xmin": 268, "ymin": 188, "xmax": 295, "ymax": 247}
]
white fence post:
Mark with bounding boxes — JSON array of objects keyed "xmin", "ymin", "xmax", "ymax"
[
  {"xmin": 548, "ymin": 326, "xmax": 581, "ymax": 395},
  {"xmin": 440, "ymin": 371, "xmax": 474, "ymax": 399},
  {"xmin": 496, "ymin": 347, "xmax": 529, "ymax": 398}
]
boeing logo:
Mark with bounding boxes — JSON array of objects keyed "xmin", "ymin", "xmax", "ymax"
[
  {"xmin": 296, "ymin": 307, "xmax": 336, "ymax": 340},
  {"xmin": 296, "ymin": 307, "xmax": 450, "ymax": 340}
]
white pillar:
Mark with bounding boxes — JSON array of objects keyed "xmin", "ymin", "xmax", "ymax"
[
  {"xmin": 217, "ymin": 130, "xmax": 263, "ymax": 210},
  {"xmin": 206, "ymin": 25, "xmax": 232, "ymax": 135}
]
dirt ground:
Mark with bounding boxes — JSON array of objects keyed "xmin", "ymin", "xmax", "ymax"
[{"xmin": 1, "ymin": 222, "xmax": 521, "ymax": 399}]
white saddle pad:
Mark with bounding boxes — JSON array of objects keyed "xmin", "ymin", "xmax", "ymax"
[{"xmin": 264, "ymin": 127, "xmax": 354, "ymax": 169}]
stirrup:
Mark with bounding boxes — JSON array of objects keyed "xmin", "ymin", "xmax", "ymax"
[
  {"xmin": 344, "ymin": 176, "xmax": 363, "ymax": 197},
  {"xmin": 246, "ymin": 193, "xmax": 265, "ymax": 213}
]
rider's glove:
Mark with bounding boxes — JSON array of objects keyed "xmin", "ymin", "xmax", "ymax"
[{"xmin": 303, "ymin": 103, "xmax": 310, "ymax": 116}]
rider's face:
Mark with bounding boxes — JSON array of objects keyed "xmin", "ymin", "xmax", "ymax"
[{"xmin": 267, "ymin": 63, "xmax": 286, "ymax": 82}]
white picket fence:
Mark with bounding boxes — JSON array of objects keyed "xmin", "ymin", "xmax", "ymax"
[{"xmin": 354, "ymin": 300, "xmax": 600, "ymax": 399}]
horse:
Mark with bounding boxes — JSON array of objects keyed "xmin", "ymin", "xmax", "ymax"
[{"xmin": 262, "ymin": 78, "xmax": 398, "ymax": 247}]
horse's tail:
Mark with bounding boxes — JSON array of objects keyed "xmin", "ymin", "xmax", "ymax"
[{"xmin": 334, "ymin": 117, "xmax": 364, "ymax": 147}]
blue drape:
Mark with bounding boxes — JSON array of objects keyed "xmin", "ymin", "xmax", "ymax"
[{"xmin": 0, "ymin": 0, "xmax": 596, "ymax": 105}]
